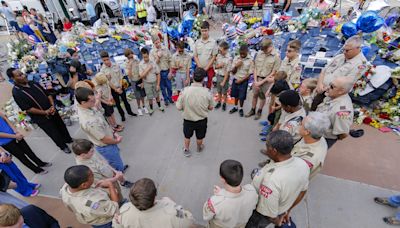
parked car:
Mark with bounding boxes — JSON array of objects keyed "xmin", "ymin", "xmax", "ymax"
[
  {"xmin": 213, "ymin": 0, "xmax": 265, "ymax": 13},
  {"xmin": 153, "ymin": 0, "xmax": 199, "ymax": 17}
]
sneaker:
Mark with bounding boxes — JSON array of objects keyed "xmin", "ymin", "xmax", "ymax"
[
  {"xmin": 121, "ymin": 116, "xmax": 126, "ymax": 122},
  {"xmin": 37, "ymin": 170, "xmax": 48, "ymax": 175},
  {"xmin": 222, "ymin": 103, "xmax": 226, "ymax": 111},
  {"xmin": 215, "ymin": 102, "xmax": 221, "ymax": 109},
  {"xmin": 34, "ymin": 183, "xmax": 41, "ymax": 190},
  {"xmin": 260, "ymin": 137, "xmax": 266, "ymax": 142},
  {"xmin": 30, "ymin": 189, "xmax": 40, "ymax": 197},
  {"xmin": 239, "ymin": 109, "xmax": 244, "ymax": 117},
  {"xmin": 229, "ymin": 107, "xmax": 238, "ymax": 114},
  {"xmin": 41, "ymin": 162, "xmax": 52, "ymax": 167},
  {"xmin": 143, "ymin": 107, "xmax": 149, "ymax": 114},
  {"xmin": 128, "ymin": 112, "xmax": 137, "ymax": 117},
  {"xmin": 259, "ymin": 120, "xmax": 269, "ymax": 126},
  {"xmin": 122, "ymin": 165, "xmax": 129, "ymax": 173},
  {"xmin": 259, "ymin": 131, "xmax": 269, "ymax": 136},
  {"xmin": 148, "ymin": 109, "xmax": 154, "ymax": 115},
  {"xmin": 254, "ymin": 111, "xmax": 262, "ymax": 120},
  {"xmin": 63, "ymin": 147, "xmax": 71, "ymax": 154},
  {"xmin": 262, "ymin": 125, "xmax": 272, "ymax": 132},
  {"xmin": 121, "ymin": 181, "xmax": 134, "ymax": 188},
  {"xmin": 245, "ymin": 109, "xmax": 255, "ymax": 118},
  {"xmin": 165, "ymin": 101, "xmax": 169, "ymax": 106},
  {"xmin": 159, "ymin": 106, "xmax": 165, "ymax": 112},
  {"xmin": 183, "ymin": 148, "xmax": 191, "ymax": 157},
  {"xmin": 169, "ymin": 99, "xmax": 174, "ymax": 104},
  {"xmin": 197, "ymin": 144, "xmax": 205, "ymax": 153},
  {"xmin": 137, "ymin": 109, "xmax": 143, "ymax": 116}
]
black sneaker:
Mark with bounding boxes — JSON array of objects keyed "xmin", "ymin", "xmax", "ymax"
[
  {"xmin": 222, "ymin": 103, "xmax": 226, "ymax": 111},
  {"xmin": 121, "ymin": 181, "xmax": 134, "ymax": 188},
  {"xmin": 215, "ymin": 102, "xmax": 221, "ymax": 109},
  {"xmin": 245, "ymin": 109, "xmax": 256, "ymax": 118},
  {"xmin": 128, "ymin": 112, "xmax": 137, "ymax": 117},
  {"xmin": 62, "ymin": 147, "xmax": 71, "ymax": 154},
  {"xmin": 239, "ymin": 109, "xmax": 244, "ymax": 117},
  {"xmin": 121, "ymin": 116, "xmax": 126, "ymax": 122},
  {"xmin": 165, "ymin": 101, "xmax": 169, "ymax": 106},
  {"xmin": 41, "ymin": 162, "xmax": 52, "ymax": 167},
  {"xmin": 229, "ymin": 107, "xmax": 238, "ymax": 114},
  {"xmin": 122, "ymin": 165, "xmax": 129, "ymax": 173}
]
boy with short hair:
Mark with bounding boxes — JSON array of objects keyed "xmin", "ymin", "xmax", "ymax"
[
  {"xmin": 299, "ymin": 78, "xmax": 317, "ymax": 113},
  {"xmin": 279, "ymin": 40, "xmax": 302, "ymax": 88},
  {"xmin": 214, "ymin": 41, "xmax": 231, "ymax": 111},
  {"xmin": 60, "ymin": 165, "xmax": 120, "ymax": 228},
  {"xmin": 139, "ymin": 48, "xmax": 164, "ymax": 115},
  {"xmin": 72, "ymin": 139, "xmax": 133, "ymax": 189},
  {"xmin": 203, "ymin": 160, "xmax": 258, "ymax": 228},
  {"xmin": 229, "ymin": 44, "xmax": 254, "ymax": 117},
  {"xmin": 171, "ymin": 40, "xmax": 191, "ymax": 95}
]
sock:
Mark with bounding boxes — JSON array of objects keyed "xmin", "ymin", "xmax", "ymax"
[
  {"xmin": 157, "ymin": 101, "xmax": 161, "ymax": 107},
  {"xmin": 150, "ymin": 104, "xmax": 153, "ymax": 110}
]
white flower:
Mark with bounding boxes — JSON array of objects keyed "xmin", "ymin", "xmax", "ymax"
[{"xmin": 15, "ymin": 40, "xmax": 20, "ymax": 44}]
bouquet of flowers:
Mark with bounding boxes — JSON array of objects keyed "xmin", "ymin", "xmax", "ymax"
[
  {"xmin": 7, "ymin": 39, "xmax": 32, "ymax": 64},
  {"xmin": 19, "ymin": 55, "xmax": 39, "ymax": 73},
  {"xmin": 353, "ymin": 63, "xmax": 376, "ymax": 97}
]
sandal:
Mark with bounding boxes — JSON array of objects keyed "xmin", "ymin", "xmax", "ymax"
[
  {"xmin": 383, "ymin": 216, "xmax": 400, "ymax": 225},
  {"xmin": 374, "ymin": 197, "xmax": 397, "ymax": 208}
]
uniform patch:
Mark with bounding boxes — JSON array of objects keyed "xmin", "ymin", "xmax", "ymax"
[
  {"xmin": 267, "ymin": 168, "xmax": 275, "ymax": 173},
  {"xmin": 306, "ymin": 152, "xmax": 314, "ymax": 158},
  {"xmin": 85, "ymin": 200, "xmax": 92, "ymax": 207},
  {"xmin": 302, "ymin": 159, "xmax": 314, "ymax": 169},
  {"xmin": 295, "ymin": 66, "xmax": 302, "ymax": 71},
  {"xmin": 207, "ymin": 199, "xmax": 216, "ymax": 213},
  {"xmin": 91, "ymin": 202, "xmax": 100, "ymax": 210},
  {"xmin": 340, "ymin": 106, "xmax": 346, "ymax": 110},
  {"xmin": 336, "ymin": 111, "xmax": 351, "ymax": 119},
  {"xmin": 259, "ymin": 184, "xmax": 273, "ymax": 198}
]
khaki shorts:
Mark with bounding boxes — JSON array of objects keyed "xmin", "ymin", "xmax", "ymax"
[
  {"xmin": 256, "ymin": 78, "xmax": 272, "ymax": 100},
  {"xmin": 143, "ymin": 81, "xmax": 159, "ymax": 100},
  {"xmin": 216, "ymin": 74, "xmax": 229, "ymax": 95}
]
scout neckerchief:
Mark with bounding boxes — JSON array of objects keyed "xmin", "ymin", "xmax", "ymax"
[{"xmin": 14, "ymin": 83, "xmax": 50, "ymax": 118}]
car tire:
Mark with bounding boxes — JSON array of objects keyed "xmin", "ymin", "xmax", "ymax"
[{"xmin": 224, "ymin": 1, "xmax": 234, "ymax": 13}]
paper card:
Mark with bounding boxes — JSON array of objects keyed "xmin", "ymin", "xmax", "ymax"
[{"xmin": 316, "ymin": 52, "xmax": 326, "ymax": 58}]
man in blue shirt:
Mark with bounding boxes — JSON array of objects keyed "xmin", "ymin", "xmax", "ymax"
[
  {"xmin": 84, "ymin": 0, "xmax": 98, "ymax": 25},
  {"xmin": 0, "ymin": 1, "xmax": 20, "ymax": 35}
]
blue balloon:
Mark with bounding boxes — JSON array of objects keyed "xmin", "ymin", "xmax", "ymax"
[
  {"xmin": 385, "ymin": 14, "xmax": 399, "ymax": 26},
  {"xmin": 361, "ymin": 46, "xmax": 371, "ymax": 56},
  {"xmin": 356, "ymin": 11, "xmax": 384, "ymax": 33},
  {"xmin": 167, "ymin": 27, "xmax": 179, "ymax": 40},
  {"xmin": 341, "ymin": 22, "xmax": 358, "ymax": 38}
]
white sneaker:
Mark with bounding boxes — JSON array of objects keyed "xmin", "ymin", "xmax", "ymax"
[
  {"xmin": 143, "ymin": 107, "xmax": 149, "ymax": 114},
  {"xmin": 137, "ymin": 109, "xmax": 143, "ymax": 116}
]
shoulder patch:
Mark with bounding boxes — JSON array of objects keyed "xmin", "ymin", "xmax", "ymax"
[
  {"xmin": 267, "ymin": 168, "xmax": 275, "ymax": 173},
  {"xmin": 206, "ymin": 199, "xmax": 216, "ymax": 214},
  {"xmin": 340, "ymin": 106, "xmax": 346, "ymax": 110},
  {"xmin": 85, "ymin": 200, "xmax": 99, "ymax": 210},
  {"xmin": 302, "ymin": 158, "xmax": 314, "ymax": 169},
  {"xmin": 306, "ymin": 152, "xmax": 314, "ymax": 158},
  {"xmin": 336, "ymin": 111, "xmax": 351, "ymax": 119},
  {"xmin": 259, "ymin": 185, "xmax": 273, "ymax": 198}
]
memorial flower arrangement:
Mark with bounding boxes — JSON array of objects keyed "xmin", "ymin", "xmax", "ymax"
[
  {"xmin": 7, "ymin": 38, "xmax": 32, "ymax": 63},
  {"xmin": 19, "ymin": 55, "xmax": 39, "ymax": 73},
  {"xmin": 353, "ymin": 63, "xmax": 376, "ymax": 96}
]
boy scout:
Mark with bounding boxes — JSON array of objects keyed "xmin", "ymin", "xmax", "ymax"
[
  {"xmin": 229, "ymin": 44, "xmax": 254, "ymax": 117},
  {"xmin": 75, "ymin": 87, "xmax": 128, "ymax": 173},
  {"xmin": 139, "ymin": 47, "xmax": 164, "ymax": 115},
  {"xmin": 150, "ymin": 37, "xmax": 173, "ymax": 106},
  {"xmin": 248, "ymin": 130, "xmax": 309, "ymax": 227},
  {"xmin": 312, "ymin": 35, "xmax": 366, "ymax": 110},
  {"xmin": 100, "ymin": 51, "xmax": 136, "ymax": 121},
  {"xmin": 246, "ymin": 38, "xmax": 281, "ymax": 120},
  {"xmin": 214, "ymin": 41, "xmax": 231, "ymax": 111},
  {"xmin": 316, "ymin": 76, "xmax": 354, "ymax": 148},
  {"xmin": 203, "ymin": 160, "xmax": 258, "ymax": 228},
  {"xmin": 60, "ymin": 165, "xmax": 120, "ymax": 228},
  {"xmin": 193, "ymin": 21, "xmax": 218, "ymax": 89},
  {"xmin": 279, "ymin": 40, "xmax": 303, "ymax": 88},
  {"xmin": 125, "ymin": 48, "xmax": 148, "ymax": 116},
  {"xmin": 299, "ymin": 78, "xmax": 317, "ymax": 113},
  {"xmin": 171, "ymin": 40, "xmax": 191, "ymax": 94},
  {"xmin": 272, "ymin": 90, "xmax": 306, "ymax": 144},
  {"xmin": 113, "ymin": 178, "xmax": 195, "ymax": 228}
]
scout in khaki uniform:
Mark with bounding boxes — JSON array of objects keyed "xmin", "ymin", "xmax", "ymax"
[
  {"xmin": 75, "ymin": 87, "xmax": 128, "ymax": 173},
  {"xmin": 292, "ymin": 112, "xmax": 330, "ymax": 179},
  {"xmin": 312, "ymin": 36, "xmax": 367, "ymax": 111},
  {"xmin": 279, "ymin": 40, "xmax": 303, "ymax": 89},
  {"xmin": 139, "ymin": 48, "xmax": 164, "ymax": 115},
  {"xmin": 228, "ymin": 44, "xmax": 254, "ymax": 117},
  {"xmin": 151, "ymin": 36, "xmax": 173, "ymax": 106},
  {"xmin": 171, "ymin": 40, "xmax": 191, "ymax": 94},
  {"xmin": 316, "ymin": 76, "xmax": 354, "ymax": 149},
  {"xmin": 193, "ymin": 21, "xmax": 218, "ymax": 89},
  {"xmin": 246, "ymin": 38, "xmax": 281, "ymax": 120},
  {"xmin": 125, "ymin": 48, "xmax": 148, "ymax": 116},
  {"xmin": 273, "ymin": 90, "xmax": 306, "ymax": 143},
  {"xmin": 100, "ymin": 51, "xmax": 136, "ymax": 122},
  {"xmin": 60, "ymin": 165, "xmax": 120, "ymax": 228},
  {"xmin": 213, "ymin": 41, "xmax": 232, "ymax": 111},
  {"xmin": 299, "ymin": 78, "xmax": 317, "ymax": 113},
  {"xmin": 113, "ymin": 178, "xmax": 195, "ymax": 228},
  {"xmin": 203, "ymin": 160, "xmax": 258, "ymax": 228},
  {"xmin": 247, "ymin": 131, "xmax": 309, "ymax": 227}
]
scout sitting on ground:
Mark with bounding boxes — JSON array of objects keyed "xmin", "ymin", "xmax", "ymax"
[
  {"xmin": 139, "ymin": 47, "xmax": 164, "ymax": 115},
  {"xmin": 299, "ymin": 78, "xmax": 317, "ymax": 113},
  {"xmin": 203, "ymin": 159, "xmax": 258, "ymax": 227},
  {"xmin": 60, "ymin": 165, "xmax": 120, "ymax": 228},
  {"xmin": 214, "ymin": 41, "xmax": 232, "ymax": 111},
  {"xmin": 113, "ymin": 178, "xmax": 195, "ymax": 228}
]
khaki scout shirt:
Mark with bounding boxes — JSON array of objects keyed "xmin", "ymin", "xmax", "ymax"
[
  {"xmin": 278, "ymin": 108, "xmax": 307, "ymax": 143},
  {"xmin": 203, "ymin": 184, "xmax": 258, "ymax": 228},
  {"xmin": 139, "ymin": 60, "xmax": 160, "ymax": 83},
  {"xmin": 316, "ymin": 94, "xmax": 354, "ymax": 139},
  {"xmin": 77, "ymin": 106, "xmax": 114, "ymax": 147},
  {"xmin": 255, "ymin": 50, "xmax": 281, "ymax": 78},
  {"xmin": 150, "ymin": 46, "xmax": 171, "ymax": 71},
  {"xmin": 176, "ymin": 82, "xmax": 214, "ymax": 122},
  {"xmin": 171, "ymin": 52, "xmax": 192, "ymax": 74},
  {"xmin": 214, "ymin": 53, "xmax": 232, "ymax": 76},
  {"xmin": 126, "ymin": 57, "xmax": 141, "ymax": 82},
  {"xmin": 301, "ymin": 95, "xmax": 313, "ymax": 113},
  {"xmin": 100, "ymin": 64, "xmax": 123, "ymax": 89},
  {"xmin": 231, "ymin": 55, "xmax": 254, "ymax": 80},
  {"xmin": 60, "ymin": 184, "xmax": 118, "ymax": 225},
  {"xmin": 322, "ymin": 52, "xmax": 367, "ymax": 86},
  {"xmin": 194, "ymin": 38, "xmax": 218, "ymax": 68},
  {"xmin": 252, "ymin": 157, "xmax": 309, "ymax": 218},
  {"xmin": 112, "ymin": 197, "xmax": 194, "ymax": 228},
  {"xmin": 96, "ymin": 83, "xmax": 112, "ymax": 101},
  {"xmin": 292, "ymin": 138, "xmax": 328, "ymax": 180},
  {"xmin": 279, "ymin": 56, "xmax": 302, "ymax": 84},
  {"xmin": 75, "ymin": 152, "xmax": 114, "ymax": 182}
]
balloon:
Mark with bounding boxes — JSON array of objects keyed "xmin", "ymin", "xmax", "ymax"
[
  {"xmin": 167, "ymin": 27, "xmax": 178, "ymax": 40},
  {"xmin": 361, "ymin": 46, "xmax": 371, "ymax": 56},
  {"xmin": 385, "ymin": 14, "xmax": 399, "ymax": 27},
  {"xmin": 356, "ymin": 11, "xmax": 384, "ymax": 33},
  {"xmin": 341, "ymin": 22, "xmax": 358, "ymax": 38}
]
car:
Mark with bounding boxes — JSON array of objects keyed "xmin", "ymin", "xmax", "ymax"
[
  {"xmin": 153, "ymin": 0, "xmax": 199, "ymax": 18},
  {"xmin": 213, "ymin": 0, "xmax": 267, "ymax": 13}
]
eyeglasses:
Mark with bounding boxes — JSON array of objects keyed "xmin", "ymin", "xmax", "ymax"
[
  {"xmin": 286, "ymin": 49, "xmax": 295, "ymax": 53},
  {"xmin": 344, "ymin": 46, "xmax": 360, "ymax": 52},
  {"xmin": 329, "ymin": 83, "xmax": 336, "ymax": 89}
]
